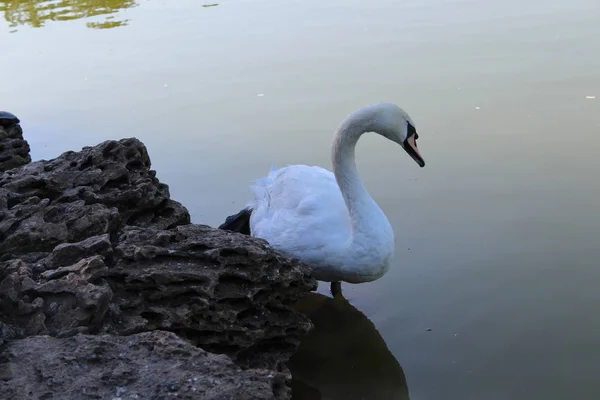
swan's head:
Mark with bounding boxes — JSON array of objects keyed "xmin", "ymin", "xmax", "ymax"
[{"xmin": 371, "ymin": 102, "xmax": 425, "ymax": 168}]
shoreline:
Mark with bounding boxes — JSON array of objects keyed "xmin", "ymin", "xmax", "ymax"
[{"xmin": 0, "ymin": 114, "xmax": 317, "ymax": 399}]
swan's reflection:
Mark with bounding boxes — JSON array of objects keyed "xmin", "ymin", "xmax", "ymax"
[{"xmin": 289, "ymin": 293, "xmax": 410, "ymax": 400}]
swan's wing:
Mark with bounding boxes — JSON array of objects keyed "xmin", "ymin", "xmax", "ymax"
[{"xmin": 249, "ymin": 165, "xmax": 351, "ymax": 258}]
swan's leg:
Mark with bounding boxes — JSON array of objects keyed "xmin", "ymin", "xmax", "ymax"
[{"xmin": 331, "ymin": 281, "xmax": 342, "ymax": 297}]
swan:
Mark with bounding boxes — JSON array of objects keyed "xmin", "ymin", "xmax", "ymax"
[{"xmin": 219, "ymin": 102, "xmax": 425, "ymax": 296}]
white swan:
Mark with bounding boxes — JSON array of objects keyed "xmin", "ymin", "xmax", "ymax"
[{"xmin": 219, "ymin": 102, "xmax": 425, "ymax": 295}]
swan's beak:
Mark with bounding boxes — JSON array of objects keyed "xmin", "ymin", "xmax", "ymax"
[{"xmin": 403, "ymin": 135, "xmax": 425, "ymax": 167}]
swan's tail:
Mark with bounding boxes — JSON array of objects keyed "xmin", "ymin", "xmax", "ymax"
[
  {"xmin": 219, "ymin": 165, "xmax": 280, "ymax": 235},
  {"xmin": 218, "ymin": 207, "xmax": 252, "ymax": 235},
  {"xmin": 248, "ymin": 164, "xmax": 279, "ymax": 208}
]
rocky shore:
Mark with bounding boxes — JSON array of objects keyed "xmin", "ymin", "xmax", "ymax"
[{"xmin": 0, "ymin": 114, "xmax": 317, "ymax": 399}]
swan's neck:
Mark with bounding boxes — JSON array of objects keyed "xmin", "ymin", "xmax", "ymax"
[{"xmin": 331, "ymin": 114, "xmax": 393, "ymax": 249}]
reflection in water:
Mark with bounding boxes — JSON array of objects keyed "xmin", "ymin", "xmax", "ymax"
[
  {"xmin": 0, "ymin": 0, "xmax": 137, "ymax": 30},
  {"xmin": 289, "ymin": 293, "xmax": 410, "ymax": 400}
]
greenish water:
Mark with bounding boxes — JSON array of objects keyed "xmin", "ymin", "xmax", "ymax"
[{"xmin": 2, "ymin": 1, "xmax": 600, "ymax": 399}]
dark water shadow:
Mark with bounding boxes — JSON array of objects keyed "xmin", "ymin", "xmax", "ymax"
[
  {"xmin": 289, "ymin": 293, "xmax": 410, "ymax": 400},
  {"xmin": 0, "ymin": 0, "xmax": 138, "ymax": 31}
]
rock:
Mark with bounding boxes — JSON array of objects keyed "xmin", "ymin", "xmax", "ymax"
[
  {"xmin": 45, "ymin": 233, "xmax": 113, "ymax": 269},
  {"xmin": 0, "ymin": 132, "xmax": 318, "ymax": 399},
  {"xmin": 110, "ymin": 224, "xmax": 316, "ymax": 370},
  {"xmin": 0, "ymin": 224, "xmax": 316, "ymax": 370},
  {"xmin": 0, "ymin": 138, "xmax": 190, "ymax": 257},
  {"xmin": 0, "ymin": 330, "xmax": 289, "ymax": 400},
  {"xmin": 0, "ymin": 114, "xmax": 30, "ymax": 172},
  {"xmin": 0, "ymin": 255, "xmax": 113, "ymax": 337},
  {"xmin": 0, "ymin": 321, "xmax": 21, "ymax": 347}
]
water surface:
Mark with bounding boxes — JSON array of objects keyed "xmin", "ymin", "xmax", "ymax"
[{"xmin": 2, "ymin": 1, "xmax": 600, "ymax": 399}]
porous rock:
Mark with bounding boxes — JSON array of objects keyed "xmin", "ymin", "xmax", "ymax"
[
  {"xmin": 110, "ymin": 224, "xmax": 315, "ymax": 370},
  {"xmin": 0, "ymin": 133, "xmax": 317, "ymax": 399},
  {"xmin": 0, "ymin": 330, "xmax": 289, "ymax": 400},
  {"xmin": 0, "ymin": 224, "xmax": 315, "ymax": 369},
  {"xmin": 0, "ymin": 137, "xmax": 190, "ymax": 257},
  {"xmin": 0, "ymin": 118, "xmax": 30, "ymax": 172}
]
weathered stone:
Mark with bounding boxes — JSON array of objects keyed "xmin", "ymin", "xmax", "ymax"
[
  {"xmin": 0, "ymin": 223, "xmax": 316, "ymax": 370},
  {"xmin": 0, "ymin": 138, "xmax": 190, "ymax": 258},
  {"xmin": 0, "ymin": 119, "xmax": 30, "ymax": 172},
  {"xmin": 110, "ymin": 224, "xmax": 316, "ymax": 370},
  {"xmin": 0, "ymin": 321, "xmax": 21, "ymax": 347},
  {"xmin": 46, "ymin": 233, "xmax": 113, "ymax": 269},
  {"xmin": 0, "ymin": 132, "xmax": 318, "ymax": 399},
  {"xmin": 0, "ymin": 255, "xmax": 113, "ymax": 337},
  {"xmin": 0, "ymin": 331, "xmax": 289, "ymax": 400}
]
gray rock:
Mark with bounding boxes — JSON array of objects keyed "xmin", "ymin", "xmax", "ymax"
[
  {"xmin": 0, "ymin": 138, "xmax": 190, "ymax": 257},
  {"xmin": 0, "ymin": 223, "xmax": 316, "ymax": 370},
  {"xmin": 0, "ymin": 131, "xmax": 318, "ymax": 399},
  {"xmin": 0, "ymin": 322, "xmax": 21, "ymax": 347},
  {"xmin": 110, "ymin": 224, "xmax": 316, "ymax": 370},
  {"xmin": 0, "ymin": 116, "xmax": 30, "ymax": 172},
  {"xmin": 46, "ymin": 234, "xmax": 113, "ymax": 269},
  {"xmin": 0, "ymin": 331, "xmax": 289, "ymax": 400}
]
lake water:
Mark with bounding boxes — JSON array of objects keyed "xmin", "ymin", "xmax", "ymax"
[{"xmin": 2, "ymin": 0, "xmax": 600, "ymax": 399}]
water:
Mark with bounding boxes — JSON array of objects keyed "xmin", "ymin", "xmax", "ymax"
[{"xmin": 2, "ymin": 1, "xmax": 600, "ymax": 398}]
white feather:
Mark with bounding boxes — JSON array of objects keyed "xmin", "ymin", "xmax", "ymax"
[{"xmin": 238, "ymin": 102, "xmax": 423, "ymax": 284}]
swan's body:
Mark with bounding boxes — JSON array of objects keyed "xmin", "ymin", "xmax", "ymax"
[
  {"xmin": 220, "ymin": 102, "xmax": 425, "ymax": 294},
  {"xmin": 249, "ymin": 164, "xmax": 394, "ymax": 283}
]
